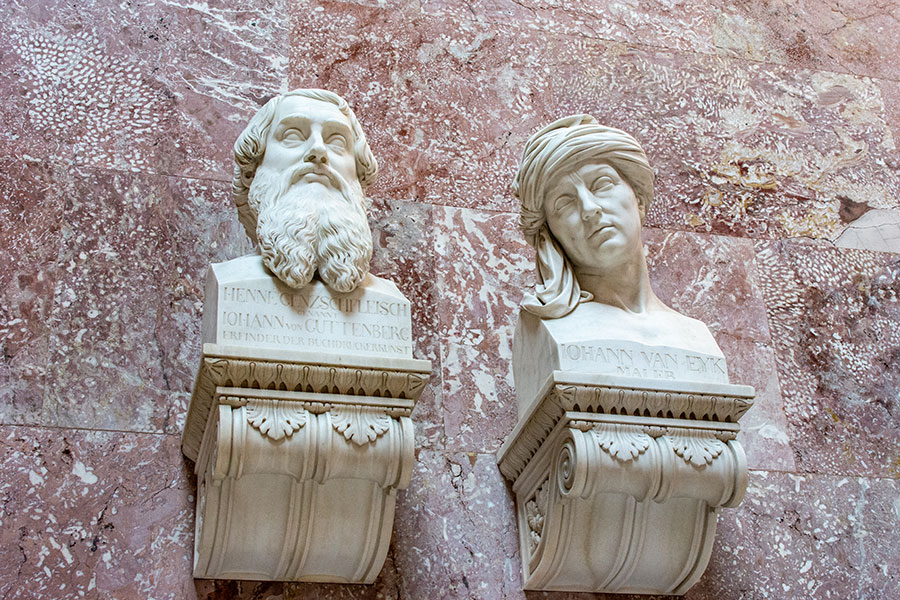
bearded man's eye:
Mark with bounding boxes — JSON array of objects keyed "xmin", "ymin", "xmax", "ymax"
[
  {"xmin": 327, "ymin": 134, "xmax": 348, "ymax": 151},
  {"xmin": 282, "ymin": 129, "xmax": 305, "ymax": 144}
]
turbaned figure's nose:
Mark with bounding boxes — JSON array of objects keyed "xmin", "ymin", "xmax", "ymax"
[{"xmin": 579, "ymin": 187, "xmax": 602, "ymax": 220}]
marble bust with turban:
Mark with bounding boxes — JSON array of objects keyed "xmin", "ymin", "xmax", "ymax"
[{"xmin": 511, "ymin": 116, "xmax": 729, "ymax": 414}]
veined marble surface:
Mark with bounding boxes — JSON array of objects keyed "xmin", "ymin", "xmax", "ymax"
[{"xmin": 1, "ymin": 0, "xmax": 898, "ymax": 598}]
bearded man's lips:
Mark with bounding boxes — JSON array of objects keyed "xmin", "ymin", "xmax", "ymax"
[
  {"xmin": 288, "ymin": 164, "xmax": 344, "ymax": 192},
  {"xmin": 301, "ymin": 173, "xmax": 331, "ymax": 185}
]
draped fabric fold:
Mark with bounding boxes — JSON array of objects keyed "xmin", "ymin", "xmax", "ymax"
[
  {"xmin": 521, "ymin": 228, "xmax": 593, "ymax": 319},
  {"xmin": 514, "ymin": 115, "xmax": 653, "ymax": 319}
]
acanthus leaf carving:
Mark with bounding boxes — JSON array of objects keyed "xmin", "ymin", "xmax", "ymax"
[
  {"xmin": 668, "ymin": 429, "xmax": 725, "ymax": 467},
  {"xmin": 642, "ymin": 425, "xmax": 668, "ymax": 438},
  {"xmin": 715, "ymin": 430, "xmax": 737, "ymax": 442},
  {"xmin": 331, "ymin": 405, "xmax": 392, "ymax": 446},
  {"xmin": 525, "ymin": 478, "xmax": 550, "ymax": 554},
  {"xmin": 590, "ymin": 424, "xmax": 651, "ymax": 463},
  {"xmin": 245, "ymin": 399, "xmax": 308, "ymax": 440}
]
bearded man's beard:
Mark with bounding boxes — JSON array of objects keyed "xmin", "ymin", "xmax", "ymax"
[{"xmin": 249, "ymin": 165, "xmax": 373, "ymax": 292}]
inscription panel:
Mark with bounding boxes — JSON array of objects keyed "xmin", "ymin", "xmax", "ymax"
[
  {"xmin": 557, "ymin": 341, "xmax": 728, "ymax": 384},
  {"xmin": 202, "ymin": 256, "xmax": 413, "ymax": 359}
]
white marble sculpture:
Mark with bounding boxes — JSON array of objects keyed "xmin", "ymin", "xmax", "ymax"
[
  {"xmin": 232, "ymin": 88, "xmax": 377, "ymax": 292},
  {"xmin": 497, "ymin": 116, "xmax": 754, "ymax": 594},
  {"xmin": 182, "ymin": 89, "xmax": 430, "ymax": 583}
]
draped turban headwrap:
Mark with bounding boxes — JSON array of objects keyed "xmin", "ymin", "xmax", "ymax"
[{"xmin": 514, "ymin": 115, "xmax": 654, "ymax": 319}]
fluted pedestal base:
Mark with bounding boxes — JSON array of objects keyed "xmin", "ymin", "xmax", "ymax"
[
  {"xmin": 182, "ymin": 344, "xmax": 431, "ymax": 583},
  {"xmin": 498, "ymin": 372, "xmax": 754, "ymax": 594}
]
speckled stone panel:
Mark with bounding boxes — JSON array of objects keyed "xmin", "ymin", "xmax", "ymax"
[
  {"xmin": 0, "ymin": 426, "xmax": 195, "ymax": 600},
  {"xmin": 756, "ymin": 239, "xmax": 900, "ymax": 478},
  {"xmin": 0, "ymin": 0, "xmax": 289, "ymax": 179},
  {"xmin": 644, "ymin": 229, "xmax": 771, "ymax": 341},
  {"xmin": 442, "ymin": 334, "xmax": 517, "ymax": 454},
  {"xmin": 42, "ymin": 169, "xmax": 248, "ymax": 433},
  {"xmin": 712, "ymin": 0, "xmax": 900, "ymax": 81},
  {"xmin": 0, "ymin": 160, "xmax": 64, "ymax": 425},
  {"xmin": 433, "ymin": 208, "xmax": 531, "ymax": 344},
  {"xmin": 879, "ymin": 79, "xmax": 900, "ymax": 144},
  {"xmin": 688, "ymin": 471, "xmax": 900, "ymax": 600},
  {"xmin": 434, "ymin": 208, "xmax": 530, "ymax": 452},
  {"xmin": 389, "ymin": 451, "xmax": 523, "ymax": 599}
]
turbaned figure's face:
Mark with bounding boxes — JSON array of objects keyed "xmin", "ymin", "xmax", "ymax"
[
  {"xmin": 513, "ymin": 115, "xmax": 654, "ymax": 318},
  {"xmin": 247, "ymin": 95, "xmax": 373, "ymax": 292},
  {"xmin": 543, "ymin": 160, "xmax": 644, "ymax": 276}
]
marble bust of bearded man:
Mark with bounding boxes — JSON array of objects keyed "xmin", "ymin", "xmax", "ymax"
[
  {"xmin": 511, "ymin": 115, "xmax": 729, "ymax": 414},
  {"xmin": 232, "ymin": 88, "xmax": 377, "ymax": 293}
]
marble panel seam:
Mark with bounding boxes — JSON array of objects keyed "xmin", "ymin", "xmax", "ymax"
[{"xmin": 0, "ymin": 422, "xmax": 180, "ymax": 438}]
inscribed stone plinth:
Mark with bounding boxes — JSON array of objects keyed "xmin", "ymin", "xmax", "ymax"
[{"xmin": 202, "ymin": 255, "xmax": 413, "ymax": 359}]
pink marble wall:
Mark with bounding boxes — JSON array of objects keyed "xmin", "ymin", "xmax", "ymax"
[{"xmin": 1, "ymin": 0, "xmax": 898, "ymax": 598}]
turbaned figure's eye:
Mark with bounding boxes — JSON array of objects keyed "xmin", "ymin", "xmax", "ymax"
[
  {"xmin": 590, "ymin": 176, "xmax": 614, "ymax": 193},
  {"xmin": 553, "ymin": 194, "xmax": 575, "ymax": 212}
]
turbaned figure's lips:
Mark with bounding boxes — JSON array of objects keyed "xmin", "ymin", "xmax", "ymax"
[{"xmin": 588, "ymin": 223, "xmax": 613, "ymax": 239}]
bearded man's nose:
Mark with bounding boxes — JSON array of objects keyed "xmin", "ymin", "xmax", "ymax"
[{"xmin": 305, "ymin": 142, "xmax": 329, "ymax": 165}]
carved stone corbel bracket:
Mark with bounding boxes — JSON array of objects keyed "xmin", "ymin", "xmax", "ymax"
[
  {"xmin": 498, "ymin": 372, "xmax": 754, "ymax": 594},
  {"xmin": 183, "ymin": 344, "xmax": 431, "ymax": 583}
]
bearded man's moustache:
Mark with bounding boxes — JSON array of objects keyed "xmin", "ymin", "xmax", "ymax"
[{"xmin": 287, "ymin": 164, "xmax": 346, "ymax": 193}]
